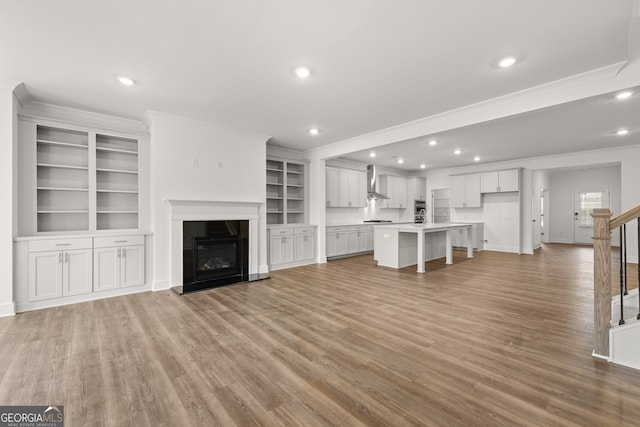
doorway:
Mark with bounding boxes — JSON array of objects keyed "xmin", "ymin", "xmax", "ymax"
[{"xmin": 573, "ymin": 189, "xmax": 609, "ymax": 244}]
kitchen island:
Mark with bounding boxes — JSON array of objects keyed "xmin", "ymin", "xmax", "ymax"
[{"xmin": 373, "ymin": 223, "xmax": 474, "ymax": 273}]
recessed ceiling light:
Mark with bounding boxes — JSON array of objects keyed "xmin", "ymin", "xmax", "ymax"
[
  {"xmin": 369, "ymin": 152, "xmax": 376, "ymax": 158},
  {"xmin": 294, "ymin": 66, "xmax": 310, "ymax": 79},
  {"xmin": 397, "ymin": 159, "xmax": 404, "ymax": 164},
  {"xmin": 308, "ymin": 128, "xmax": 319, "ymax": 135},
  {"xmin": 499, "ymin": 57, "xmax": 517, "ymax": 68},
  {"xmin": 420, "ymin": 164, "xmax": 427, "ymax": 169},
  {"xmin": 428, "ymin": 139, "xmax": 438, "ymax": 146},
  {"xmin": 454, "ymin": 149, "xmax": 462, "ymax": 155},
  {"xmin": 617, "ymin": 129, "xmax": 629, "ymax": 136},
  {"xmin": 118, "ymin": 76, "xmax": 135, "ymax": 86},
  {"xmin": 474, "ymin": 156, "xmax": 481, "ymax": 162},
  {"xmin": 616, "ymin": 91, "xmax": 633, "ymax": 100}
]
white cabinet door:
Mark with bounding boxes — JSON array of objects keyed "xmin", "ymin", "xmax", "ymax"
[
  {"xmin": 499, "ymin": 169, "xmax": 519, "ymax": 192},
  {"xmin": 347, "ymin": 230, "xmax": 359, "ymax": 253},
  {"xmin": 452, "ymin": 174, "xmax": 481, "ymax": 207},
  {"xmin": 465, "ymin": 174, "xmax": 481, "ymax": 207},
  {"xmin": 357, "ymin": 171, "xmax": 367, "ymax": 208},
  {"xmin": 326, "ymin": 233, "xmax": 337, "ymax": 257},
  {"xmin": 356, "ymin": 230, "xmax": 368, "ymax": 252},
  {"xmin": 408, "ymin": 177, "xmax": 426, "ymax": 201},
  {"xmin": 294, "ymin": 233, "xmax": 314, "ymax": 261},
  {"xmin": 121, "ymin": 245, "xmax": 145, "ymax": 288},
  {"xmin": 269, "ymin": 235, "xmax": 294, "ymax": 265},
  {"xmin": 339, "ymin": 169, "xmax": 351, "ymax": 208},
  {"xmin": 63, "ymin": 249, "xmax": 92, "ymax": 296},
  {"xmin": 480, "ymin": 171, "xmax": 500, "ymax": 193},
  {"xmin": 395, "ymin": 176, "xmax": 407, "ymax": 208},
  {"xmin": 451, "ymin": 175, "xmax": 467, "ymax": 208},
  {"xmin": 94, "ymin": 247, "xmax": 120, "ymax": 292},
  {"xmin": 366, "ymin": 228, "xmax": 375, "ymax": 251},
  {"xmin": 326, "ymin": 167, "xmax": 340, "ymax": 207},
  {"xmin": 29, "ymin": 251, "xmax": 63, "ymax": 301}
]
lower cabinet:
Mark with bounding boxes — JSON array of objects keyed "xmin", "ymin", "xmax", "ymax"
[
  {"xmin": 268, "ymin": 225, "xmax": 317, "ymax": 270},
  {"xmin": 28, "ymin": 238, "xmax": 93, "ymax": 301},
  {"xmin": 327, "ymin": 224, "xmax": 374, "ymax": 258},
  {"xmin": 24, "ymin": 234, "xmax": 146, "ymax": 308},
  {"xmin": 94, "ymin": 235, "xmax": 145, "ymax": 291}
]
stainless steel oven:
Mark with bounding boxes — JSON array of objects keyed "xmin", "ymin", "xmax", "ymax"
[{"xmin": 414, "ymin": 200, "xmax": 426, "ymax": 223}]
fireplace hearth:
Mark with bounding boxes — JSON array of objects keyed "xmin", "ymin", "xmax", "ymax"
[{"xmin": 182, "ymin": 220, "xmax": 249, "ymax": 292}]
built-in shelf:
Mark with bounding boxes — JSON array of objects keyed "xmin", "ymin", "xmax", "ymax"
[
  {"xmin": 34, "ymin": 125, "xmax": 139, "ymax": 233},
  {"xmin": 266, "ymin": 158, "xmax": 306, "ymax": 225},
  {"xmin": 96, "ymin": 168, "xmax": 138, "ymax": 174},
  {"xmin": 37, "ymin": 163, "xmax": 89, "ymax": 170}
]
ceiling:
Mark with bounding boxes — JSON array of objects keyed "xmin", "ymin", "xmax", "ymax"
[{"xmin": 1, "ymin": 0, "xmax": 638, "ymax": 168}]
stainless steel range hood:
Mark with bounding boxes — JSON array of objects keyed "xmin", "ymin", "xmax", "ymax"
[{"xmin": 367, "ymin": 164, "xmax": 389, "ymax": 200}]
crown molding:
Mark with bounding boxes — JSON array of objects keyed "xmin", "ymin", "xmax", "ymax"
[{"xmin": 19, "ymin": 101, "xmax": 148, "ymax": 137}]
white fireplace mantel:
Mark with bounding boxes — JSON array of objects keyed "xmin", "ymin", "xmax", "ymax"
[{"xmin": 165, "ymin": 199, "xmax": 262, "ymax": 290}]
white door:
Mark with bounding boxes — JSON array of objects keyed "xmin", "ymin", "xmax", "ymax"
[{"xmin": 574, "ymin": 189, "xmax": 610, "ymax": 244}]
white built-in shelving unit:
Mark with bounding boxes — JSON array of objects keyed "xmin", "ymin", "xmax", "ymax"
[
  {"xmin": 34, "ymin": 125, "xmax": 139, "ymax": 233},
  {"xmin": 266, "ymin": 159, "xmax": 305, "ymax": 225}
]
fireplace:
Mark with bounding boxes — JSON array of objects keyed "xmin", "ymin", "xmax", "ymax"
[{"xmin": 182, "ymin": 220, "xmax": 249, "ymax": 292}]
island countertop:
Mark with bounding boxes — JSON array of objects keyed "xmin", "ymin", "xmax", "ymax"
[{"xmin": 374, "ymin": 222, "xmax": 474, "ymax": 273}]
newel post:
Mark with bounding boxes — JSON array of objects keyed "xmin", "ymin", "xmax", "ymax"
[{"xmin": 592, "ymin": 208, "xmax": 612, "ymax": 358}]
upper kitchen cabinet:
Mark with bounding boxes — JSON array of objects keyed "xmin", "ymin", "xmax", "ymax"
[
  {"xmin": 325, "ymin": 166, "xmax": 366, "ymax": 208},
  {"xmin": 408, "ymin": 177, "xmax": 426, "ymax": 201},
  {"xmin": 267, "ymin": 158, "xmax": 307, "ymax": 225},
  {"xmin": 379, "ymin": 175, "xmax": 407, "ymax": 209},
  {"xmin": 451, "ymin": 173, "xmax": 481, "ymax": 208},
  {"xmin": 18, "ymin": 117, "xmax": 147, "ymax": 235},
  {"xmin": 480, "ymin": 169, "xmax": 520, "ymax": 193}
]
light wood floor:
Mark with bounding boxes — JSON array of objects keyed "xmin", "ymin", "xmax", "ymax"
[{"xmin": 2, "ymin": 244, "xmax": 640, "ymax": 426}]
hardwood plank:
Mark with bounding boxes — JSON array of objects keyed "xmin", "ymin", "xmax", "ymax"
[{"xmin": 1, "ymin": 244, "xmax": 640, "ymax": 426}]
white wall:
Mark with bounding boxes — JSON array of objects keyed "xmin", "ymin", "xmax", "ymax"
[
  {"xmin": 146, "ymin": 111, "xmax": 270, "ymax": 289},
  {"xmin": 0, "ymin": 83, "xmax": 18, "ymax": 316},
  {"xmin": 548, "ymin": 165, "xmax": 621, "ymax": 244}
]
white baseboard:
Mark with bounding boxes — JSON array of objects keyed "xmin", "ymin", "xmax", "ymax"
[
  {"xmin": 259, "ymin": 264, "xmax": 270, "ymax": 274},
  {"xmin": 549, "ymin": 238, "xmax": 573, "ymax": 244},
  {"xmin": 317, "ymin": 256, "xmax": 327, "ymax": 264},
  {"xmin": 0, "ymin": 302, "xmax": 16, "ymax": 317},
  {"xmin": 153, "ymin": 279, "xmax": 172, "ymax": 291},
  {"xmin": 15, "ymin": 284, "xmax": 152, "ymax": 313},
  {"xmin": 592, "ymin": 351, "xmax": 609, "ymax": 362}
]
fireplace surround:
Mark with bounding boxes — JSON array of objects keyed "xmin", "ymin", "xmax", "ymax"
[{"xmin": 166, "ymin": 199, "xmax": 264, "ymax": 294}]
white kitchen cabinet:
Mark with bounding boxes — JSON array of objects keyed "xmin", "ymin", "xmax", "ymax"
[
  {"xmin": 380, "ymin": 175, "xmax": 408, "ymax": 209},
  {"xmin": 326, "ymin": 167, "xmax": 340, "ymax": 208},
  {"xmin": 347, "ymin": 226, "xmax": 368, "ymax": 254},
  {"xmin": 327, "ymin": 167, "xmax": 366, "ymax": 208},
  {"xmin": 28, "ymin": 238, "xmax": 93, "ymax": 301},
  {"xmin": 93, "ymin": 235, "xmax": 145, "ymax": 291},
  {"xmin": 451, "ymin": 173, "xmax": 481, "ymax": 208},
  {"xmin": 268, "ymin": 225, "xmax": 317, "ymax": 269},
  {"xmin": 480, "ymin": 169, "xmax": 519, "ymax": 193},
  {"xmin": 327, "ymin": 225, "xmax": 373, "ymax": 258},
  {"xmin": 326, "ymin": 226, "xmax": 349, "ymax": 257},
  {"xmin": 408, "ymin": 177, "xmax": 427, "ymax": 201},
  {"xmin": 341, "ymin": 169, "xmax": 367, "ymax": 208}
]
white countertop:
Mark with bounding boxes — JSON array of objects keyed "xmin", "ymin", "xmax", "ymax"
[{"xmin": 377, "ymin": 222, "xmax": 474, "ymax": 232}]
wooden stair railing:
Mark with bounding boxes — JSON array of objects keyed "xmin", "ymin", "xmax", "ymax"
[{"xmin": 592, "ymin": 205, "xmax": 640, "ymax": 359}]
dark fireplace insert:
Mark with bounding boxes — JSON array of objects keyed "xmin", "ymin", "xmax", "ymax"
[{"xmin": 182, "ymin": 220, "xmax": 249, "ymax": 293}]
